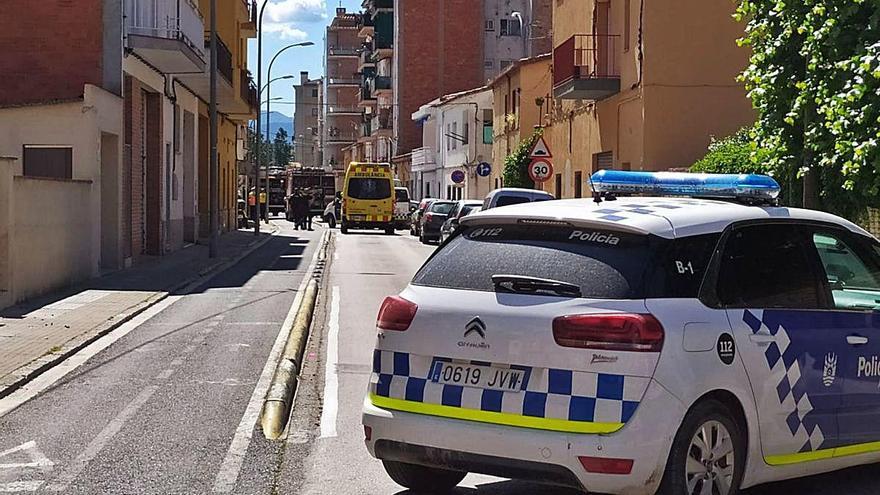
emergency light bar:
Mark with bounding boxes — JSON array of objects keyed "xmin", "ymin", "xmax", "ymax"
[{"xmin": 589, "ymin": 170, "xmax": 780, "ymax": 203}]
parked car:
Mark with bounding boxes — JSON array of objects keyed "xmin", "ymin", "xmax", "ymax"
[
  {"xmin": 394, "ymin": 187, "xmax": 412, "ymax": 230},
  {"xmin": 419, "ymin": 200, "xmax": 456, "ymax": 244},
  {"xmin": 482, "ymin": 187, "xmax": 555, "ymax": 210},
  {"xmin": 410, "ymin": 198, "xmax": 436, "ymax": 236},
  {"xmin": 439, "ymin": 200, "xmax": 483, "ymax": 243}
]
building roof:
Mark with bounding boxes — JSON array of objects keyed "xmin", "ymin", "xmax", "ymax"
[
  {"xmin": 462, "ymin": 196, "xmax": 869, "ymax": 240},
  {"xmin": 487, "ymin": 53, "xmax": 552, "ymax": 88}
]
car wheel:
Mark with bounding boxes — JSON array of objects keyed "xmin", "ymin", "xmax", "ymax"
[
  {"xmin": 385, "ymin": 225, "xmax": 394, "ymax": 235},
  {"xmin": 410, "ymin": 225, "xmax": 415, "ymax": 236},
  {"xmin": 328, "ymin": 216, "xmax": 336, "ymax": 229},
  {"xmin": 657, "ymin": 400, "xmax": 745, "ymax": 495},
  {"xmin": 382, "ymin": 460, "xmax": 465, "ymax": 493},
  {"xmin": 340, "ymin": 222, "xmax": 349, "ymax": 234},
  {"xmin": 419, "ymin": 232, "xmax": 427, "ymax": 244}
]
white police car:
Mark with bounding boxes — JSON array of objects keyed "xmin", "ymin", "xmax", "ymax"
[{"xmin": 362, "ymin": 171, "xmax": 880, "ymax": 494}]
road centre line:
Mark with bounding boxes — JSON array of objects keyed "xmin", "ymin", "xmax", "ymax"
[
  {"xmin": 319, "ymin": 286, "xmax": 341, "ymax": 439},
  {"xmin": 211, "ymin": 230, "xmax": 328, "ymax": 493},
  {"xmin": 0, "ymin": 481, "xmax": 43, "ymax": 492}
]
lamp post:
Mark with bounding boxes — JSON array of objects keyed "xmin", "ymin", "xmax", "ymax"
[
  {"xmin": 263, "ymin": 41, "xmax": 314, "ymax": 224},
  {"xmin": 209, "ymin": 0, "xmax": 219, "ymax": 257},
  {"xmin": 512, "ymin": 11, "xmax": 528, "ymax": 58},
  {"xmin": 261, "ymin": 74, "xmax": 295, "ymax": 95}
]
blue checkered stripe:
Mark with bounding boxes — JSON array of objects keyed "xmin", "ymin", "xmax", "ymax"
[
  {"xmin": 371, "ymin": 350, "xmax": 645, "ymax": 425},
  {"xmin": 592, "ymin": 199, "xmax": 708, "ymax": 222},
  {"xmin": 743, "ymin": 310, "xmax": 826, "ymax": 453}
]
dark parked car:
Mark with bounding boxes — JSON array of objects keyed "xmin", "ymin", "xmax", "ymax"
[
  {"xmin": 419, "ymin": 200, "xmax": 456, "ymax": 244},
  {"xmin": 439, "ymin": 200, "xmax": 483, "ymax": 243},
  {"xmin": 410, "ymin": 198, "xmax": 436, "ymax": 236}
]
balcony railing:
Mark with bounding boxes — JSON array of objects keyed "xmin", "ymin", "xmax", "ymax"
[
  {"xmin": 374, "ymin": 106, "xmax": 392, "ymax": 130},
  {"xmin": 206, "ymin": 37, "xmax": 234, "ymax": 83},
  {"xmin": 328, "ymin": 46, "xmax": 359, "ymax": 57},
  {"xmin": 124, "ymin": 0, "xmax": 205, "ymax": 59},
  {"xmin": 326, "ymin": 129, "xmax": 359, "ymax": 142},
  {"xmin": 327, "ymin": 105, "xmax": 362, "ymax": 114},
  {"xmin": 370, "ymin": 76, "xmax": 392, "ymax": 94},
  {"xmin": 241, "ymin": 70, "xmax": 257, "ymax": 110},
  {"xmin": 553, "ymin": 34, "xmax": 620, "ymax": 100},
  {"xmin": 328, "ymin": 77, "xmax": 361, "ymax": 86}
]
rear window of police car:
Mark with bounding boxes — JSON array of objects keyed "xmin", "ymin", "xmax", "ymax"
[{"xmin": 412, "ymin": 225, "xmax": 718, "ymax": 299}]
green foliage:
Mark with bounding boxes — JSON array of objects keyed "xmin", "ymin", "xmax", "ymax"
[
  {"xmin": 502, "ymin": 128, "xmax": 543, "ymax": 189},
  {"xmin": 273, "ymin": 128, "xmax": 292, "ymax": 167},
  {"xmin": 737, "ymin": 0, "xmax": 880, "ymax": 218},
  {"xmin": 691, "ymin": 128, "xmax": 771, "ymax": 175}
]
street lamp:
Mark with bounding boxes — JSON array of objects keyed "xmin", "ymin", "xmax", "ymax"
[
  {"xmin": 512, "ymin": 11, "xmax": 528, "ymax": 58},
  {"xmin": 262, "ymin": 96, "xmax": 283, "ymax": 105},
  {"xmin": 261, "ymin": 74, "xmax": 295, "ymax": 95},
  {"xmin": 263, "ymin": 41, "xmax": 314, "ymax": 224}
]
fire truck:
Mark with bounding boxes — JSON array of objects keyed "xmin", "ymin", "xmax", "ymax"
[{"xmin": 286, "ymin": 166, "xmax": 336, "ymax": 219}]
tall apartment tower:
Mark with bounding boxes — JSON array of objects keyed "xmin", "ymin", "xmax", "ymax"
[
  {"xmin": 356, "ymin": 0, "xmax": 395, "ymax": 163},
  {"xmin": 293, "ymin": 71, "xmax": 322, "ymax": 168},
  {"xmin": 483, "ymin": 0, "xmax": 553, "ymax": 80},
  {"xmin": 323, "ymin": 7, "xmax": 362, "ymax": 179}
]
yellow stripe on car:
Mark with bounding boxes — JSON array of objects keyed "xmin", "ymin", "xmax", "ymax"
[
  {"xmin": 765, "ymin": 440, "xmax": 880, "ymax": 466},
  {"xmin": 369, "ymin": 394, "xmax": 624, "ymax": 434}
]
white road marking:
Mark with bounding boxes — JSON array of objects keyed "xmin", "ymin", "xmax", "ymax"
[
  {"xmin": 45, "ymin": 385, "xmax": 159, "ymax": 492},
  {"xmin": 0, "ymin": 441, "xmax": 54, "ymax": 470},
  {"xmin": 211, "ymin": 230, "xmax": 328, "ymax": 493},
  {"xmin": 0, "ymin": 481, "xmax": 43, "ymax": 492},
  {"xmin": 319, "ymin": 286, "xmax": 341, "ymax": 439},
  {"xmin": 0, "ymin": 296, "xmax": 180, "ymax": 419}
]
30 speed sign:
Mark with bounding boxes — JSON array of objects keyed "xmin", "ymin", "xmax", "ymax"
[{"xmin": 528, "ymin": 158, "xmax": 554, "ymax": 183}]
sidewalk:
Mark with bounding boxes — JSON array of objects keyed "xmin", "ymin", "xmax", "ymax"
[{"xmin": 0, "ymin": 227, "xmax": 276, "ymax": 397}]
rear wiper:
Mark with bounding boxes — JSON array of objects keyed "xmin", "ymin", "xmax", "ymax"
[{"xmin": 492, "ymin": 274, "xmax": 582, "ymax": 298}]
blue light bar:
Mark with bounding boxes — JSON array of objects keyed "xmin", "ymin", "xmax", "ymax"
[{"xmin": 589, "ymin": 170, "xmax": 780, "ymax": 203}]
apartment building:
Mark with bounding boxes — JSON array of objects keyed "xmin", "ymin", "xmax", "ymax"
[
  {"xmin": 293, "ymin": 71, "xmax": 322, "ymax": 168},
  {"xmin": 0, "ymin": 0, "xmax": 256, "ymax": 308},
  {"xmin": 482, "ymin": 0, "xmax": 553, "ymax": 80},
  {"xmin": 549, "ymin": 0, "xmax": 753, "ymax": 196},
  {"xmin": 488, "ymin": 54, "xmax": 554, "ymax": 191},
  {"xmin": 354, "ymin": 0, "xmax": 394, "ymax": 164},
  {"xmin": 410, "ymin": 87, "xmax": 494, "ymax": 202},
  {"xmin": 323, "ymin": 8, "xmax": 362, "ymax": 183}
]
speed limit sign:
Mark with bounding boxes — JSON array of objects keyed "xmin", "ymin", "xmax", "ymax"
[{"xmin": 528, "ymin": 158, "xmax": 554, "ymax": 183}]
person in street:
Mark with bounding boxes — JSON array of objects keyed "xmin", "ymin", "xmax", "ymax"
[
  {"xmin": 248, "ymin": 189, "xmax": 257, "ymax": 222},
  {"xmin": 293, "ymin": 190, "xmax": 310, "ymax": 230},
  {"xmin": 259, "ymin": 190, "xmax": 268, "ymax": 221}
]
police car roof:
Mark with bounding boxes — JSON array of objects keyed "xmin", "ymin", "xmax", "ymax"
[{"xmin": 461, "ymin": 196, "xmax": 871, "ymax": 239}]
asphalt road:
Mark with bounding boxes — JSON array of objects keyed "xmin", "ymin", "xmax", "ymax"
[
  {"xmin": 0, "ymin": 219, "xmax": 321, "ymax": 494},
  {"xmin": 281, "ymin": 229, "xmax": 880, "ymax": 495}
]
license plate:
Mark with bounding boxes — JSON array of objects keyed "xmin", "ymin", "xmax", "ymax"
[
  {"xmin": 349, "ymin": 214, "xmax": 366, "ymax": 221},
  {"xmin": 430, "ymin": 362, "xmax": 528, "ymax": 392}
]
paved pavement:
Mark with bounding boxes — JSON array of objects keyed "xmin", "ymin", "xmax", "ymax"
[
  {"xmin": 0, "ymin": 220, "xmax": 321, "ymax": 494},
  {"xmin": 280, "ymin": 230, "xmax": 880, "ymax": 495},
  {"xmin": 0, "ymin": 228, "xmax": 274, "ymax": 397}
]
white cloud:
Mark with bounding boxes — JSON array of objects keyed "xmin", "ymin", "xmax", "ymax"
[
  {"xmin": 265, "ymin": 0, "xmax": 328, "ymax": 24},
  {"xmin": 262, "ymin": 22, "xmax": 309, "ymax": 40}
]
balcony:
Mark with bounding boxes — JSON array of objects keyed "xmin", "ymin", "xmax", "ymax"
[
  {"xmin": 358, "ymin": 14, "xmax": 374, "ymax": 38},
  {"xmin": 123, "ymin": 0, "xmax": 206, "ymax": 73},
  {"xmin": 359, "ymin": 48, "xmax": 375, "ymax": 70},
  {"xmin": 176, "ymin": 35, "xmax": 234, "ymax": 104},
  {"xmin": 328, "ymin": 77, "xmax": 361, "ymax": 87},
  {"xmin": 240, "ymin": 70, "xmax": 258, "ymax": 113},
  {"xmin": 411, "ymin": 147, "xmax": 436, "ymax": 173},
  {"xmin": 370, "ymin": 76, "xmax": 392, "ymax": 96},
  {"xmin": 358, "ymin": 85, "xmax": 376, "ymax": 108},
  {"xmin": 372, "ymin": 106, "xmax": 392, "ymax": 136},
  {"xmin": 327, "ymin": 105, "xmax": 362, "ymax": 115},
  {"xmin": 553, "ymin": 34, "xmax": 620, "ymax": 101},
  {"xmin": 328, "ymin": 46, "xmax": 359, "ymax": 58},
  {"xmin": 242, "ymin": 0, "xmax": 257, "ymax": 35},
  {"xmin": 326, "ymin": 129, "xmax": 360, "ymax": 144}
]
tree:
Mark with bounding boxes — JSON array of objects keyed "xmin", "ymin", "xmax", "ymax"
[
  {"xmin": 273, "ymin": 128, "xmax": 292, "ymax": 168},
  {"xmin": 502, "ymin": 128, "xmax": 542, "ymax": 189},
  {"xmin": 737, "ymin": 0, "xmax": 880, "ymax": 218},
  {"xmin": 247, "ymin": 129, "xmax": 273, "ymax": 169}
]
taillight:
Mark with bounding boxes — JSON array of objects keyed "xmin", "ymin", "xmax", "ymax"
[
  {"xmin": 377, "ymin": 296, "xmax": 418, "ymax": 331},
  {"xmin": 578, "ymin": 456, "xmax": 634, "ymax": 475},
  {"xmin": 552, "ymin": 314, "xmax": 664, "ymax": 352},
  {"xmin": 424, "ymin": 213, "xmax": 433, "ymax": 222}
]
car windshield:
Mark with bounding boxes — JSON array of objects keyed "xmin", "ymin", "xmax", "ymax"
[
  {"xmin": 495, "ymin": 196, "xmax": 532, "ymax": 207},
  {"xmin": 347, "ymin": 178, "xmax": 391, "ymax": 200},
  {"xmin": 395, "ymin": 189, "xmax": 409, "ymax": 202},
  {"xmin": 429, "ymin": 202, "xmax": 455, "ymax": 214}
]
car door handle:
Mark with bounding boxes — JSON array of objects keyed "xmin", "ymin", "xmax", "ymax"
[
  {"xmin": 749, "ymin": 334, "xmax": 775, "ymax": 345},
  {"xmin": 847, "ymin": 335, "xmax": 869, "ymax": 346}
]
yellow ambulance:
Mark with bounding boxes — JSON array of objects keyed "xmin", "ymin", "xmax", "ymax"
[{"xmin": 341, "ymin": 162, "xmax": 395, "ymax": 235}]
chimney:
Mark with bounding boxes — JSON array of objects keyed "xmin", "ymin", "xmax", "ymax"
[
  {"xmin": 336, "ymin": 7, "xmax": 346, "ymax": 16},
  {"xmin": 300, "ymin": 71, "xmax": 309, "ymax": 85}
]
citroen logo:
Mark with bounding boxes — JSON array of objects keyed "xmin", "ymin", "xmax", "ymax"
[{"xmin": 464, "ymin": 317, "xmax": 487, "ymax": 339}]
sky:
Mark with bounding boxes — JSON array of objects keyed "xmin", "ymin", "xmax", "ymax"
[{"xmin": 247, "ymin": 0, "xmax": 362, "ymax": 119}]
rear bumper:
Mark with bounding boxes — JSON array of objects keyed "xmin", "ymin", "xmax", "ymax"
[
  {"xmin": 421, "ymin": 225, "xmax": 442, "ymax": 238},
  {"xmin": 363, "ymin": 379, "xmax": 685, "ymax": 495},
  {"xmin": 343, "ymin": 219, "xmax": 393, "ymax": 230}
]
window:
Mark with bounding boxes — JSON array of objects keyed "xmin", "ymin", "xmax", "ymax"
[
  {"xmin": 452, "ymin": 122, "xmax": 458, "ymax": 150},
  {"xmin": 485, "ymin": 20, "xmax": 495, "ymax": 31},
  {"xmin": 500, "ymin": 19, "xmax": 522, "ymax": 36},
  {"xmin": 484, "ymin": 60, "xmax": 494, "ymax": 69},
  {"xmin": 500, "ymin": 59, "xmax": 513, "ymax": 69},
  {"xmin": 312, "ymin": 88, "xmax": 319, "ymax": 97},
  {"xmin": 463, "ymin": 120, "xmax": 469, "ymax": 145},
  {"xmin": 811, "ymin": 229, "xmax": 880, "ymax": 311},
  {"xmin": 554, "ymin": 173, "xmax": 562, "ymax": 198},
  {"xmin": 482, "ymin": 109, "xmax": 494, "ymax": 144},
  {"xmin": 23, "ymin": 146, "xmax": 72, "ymax": 179},
  {"xmin": 413, "ymin": 225, "xmax": 659, "ymax": 299},
  {"xmin": 446, "ymin": 124, "xmax": 451, "ymax": 151},
  {"xmin": 574, "ymin": 171, "xmax": 583, "ymax": 198},
  {"xmin": 346, "ymin": 178, "xmax": 391, "ymax": 200},
  {"xmin": 312, "ymin": 108, "xmax": 319, "ymax": 116},
  {"xmin": 648, "ymin": 234, "xmax": 721, "ymax": 298},
  {"xmin": 717, "ymin": 224, "xmax": 823, "ymax": 309},
  {"xmin": 593, "ymin": 150, "xmax": 613, "ymax": 172}
]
